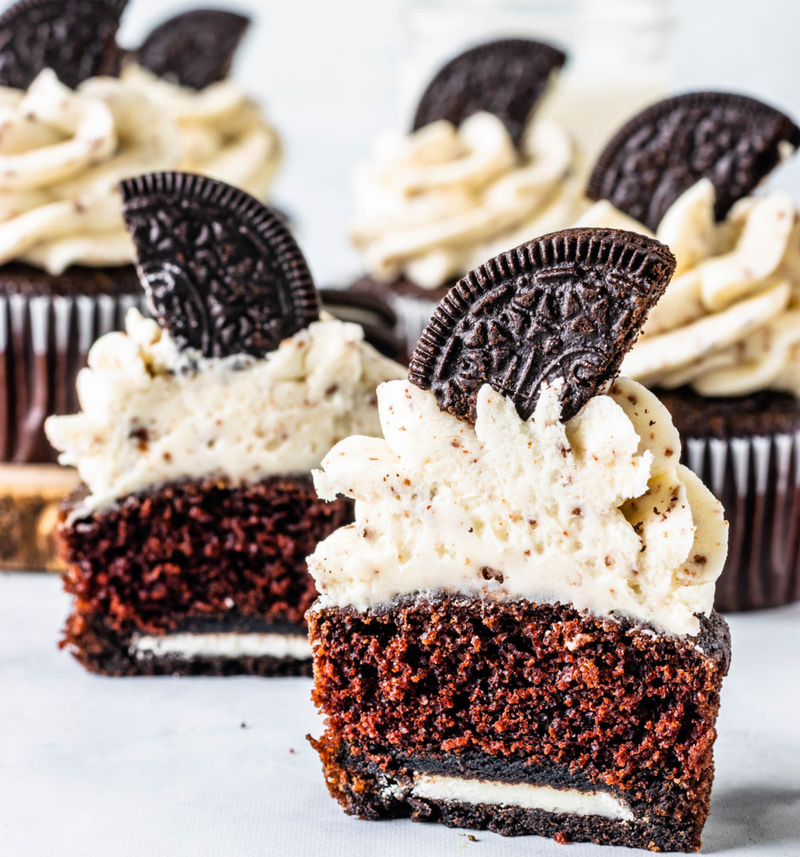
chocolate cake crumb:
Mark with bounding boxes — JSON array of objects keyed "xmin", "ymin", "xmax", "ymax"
[
  {"xmin": 310, "ymin": 594, "xmax": 730, "ymax": 852},
  {"xmin": 58, "ymin": 474, "xmax": 351, "ymax": 676}
]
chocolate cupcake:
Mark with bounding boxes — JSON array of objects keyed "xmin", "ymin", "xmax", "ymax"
[
  {"xmin": 580, "ymin": 91, "xmax": 800, "ymax": 611},
  {"xmin": 348, "ymin": 39, "xmax": 584, "ymax": 353},
  {"xmin": 309, "ymin": 228, "xmax": 730, "ymax": 851},
  {"xmin": 46, "ymin": 173, "xmax": 405, "ymax": 676},
  {"xmin": 0, "ymin": 0, "xmax": 281, "ymax": 569}
]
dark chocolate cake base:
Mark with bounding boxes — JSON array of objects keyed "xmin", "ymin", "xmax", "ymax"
[
  {"xmin": 58, "ymin": 474, "xmax": 352, "ymax": 676},
  {"xmin": 309, "ymin": 594, "xmax": 731, "ymax": 852},
  {"xmin": 657, "ymin": 387, "xmax": 800, "ymax": 612},
  {"xmin": 63, "ymin": 610, "xmax": 312, "ymax": 677}
]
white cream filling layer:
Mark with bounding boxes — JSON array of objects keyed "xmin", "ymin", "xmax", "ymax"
[
  {"xmin": 130, "ymin": 632, "xmax": 312, "ymax": 660},
  {"xmin": 412, "ymin": 774, "xmax": 634, "ymax": 822}
]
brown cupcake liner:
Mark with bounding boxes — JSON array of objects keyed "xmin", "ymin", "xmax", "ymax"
[
  {"xmin": 0, "ymin": 290, "xmax": 148, "ymax": 463},
  {"xmin": 684, "ymin": 431, "xmax": 800, "ymax": 612}
]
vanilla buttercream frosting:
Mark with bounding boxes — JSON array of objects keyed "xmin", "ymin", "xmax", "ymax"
[
  {"xmin": 351, "ymin": 111, "xmax": 581, "ymax": 290},
  {"xmin": 45, "ymin": 309, "xmax": 405, "ymax": 514},
  {"xmin": 310, "ymin": 378, "xmax": 727, "ymax": 637},
  {"xmin": 578, "ymin": 179, "xmax": 800, "ymax": 397},
  {"xmin": 0, "ymin": 67, "xmax": 280, "ymax": 275}
]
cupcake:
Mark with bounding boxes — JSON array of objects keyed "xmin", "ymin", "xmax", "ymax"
[
  {"xmin": 348, "ymin": 39, "xmax": 584, "ymax": 354},
  {"xmin": 579, "ymin": 91, "xmax": 800, "ymax": 611},
  {"xmin": 0, "ymin": 0, "xmax": 281, "ymax": 568},
  {"xmin": 45, "ymin": 173, "xmax": 405, "ymax": 676},
  {"xmin": 309, "ymin": 228, "xmax": 730, "ymax": 851}
]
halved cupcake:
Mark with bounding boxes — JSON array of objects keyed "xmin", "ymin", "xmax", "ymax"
[
  {"xmin": 309, "ymin": 228, "xmax": 730, "ymax": 851},
  {"xmin": 45, "ymin": 173, "xmax": 405, "ymax": 676}
]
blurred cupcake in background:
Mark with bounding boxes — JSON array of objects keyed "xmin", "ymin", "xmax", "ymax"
[
  {"xmin": 348, "ymin": 39, "xmax": 584, "ymax": 355},
  {"xmin": 579, "ymin": 91, "xmax": 800, "ymax": 612},
  {"xmin": 0, "ymin": 0, "xmax": 281, "ymax": 569},
  {"xmin": 121, "ymin": 9, "xmax": 281, "ymax": 200}
]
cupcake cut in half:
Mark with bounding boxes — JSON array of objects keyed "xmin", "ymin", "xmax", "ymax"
[
  {"xmin": 580, "ymin": 90, "xmax": 800, "ymax": 611},
  {"xmin": 348, "ymin": 38, "xmax": 582, "ymax": 354},
  {"xmin": 0, "ymin": 0, "xmax": 281, "ymax": 569},
  {"xmin": 309, "ymin": 228, "xmax": 731, "ymax": 851},
  {"xmin": 45, "ymin": 173, "xmax": 405, "ymax": 676}
]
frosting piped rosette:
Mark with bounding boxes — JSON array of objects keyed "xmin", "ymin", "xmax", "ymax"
[
  {"xmin": 0, "ymin": 1, "xmax": 281, "ymax": 276},
  {"xmin": 351, "ymin": 39, "xmax": 581, "ymax": 291},
  {"xmin": 582, "ymin": 91, "xmax": 800, "ymax": 398},
  {"xmin": 0, "ymin": 68, "xmax": 280, "ymax": 275},
  {"xmin": 310, "ymin": 228, "xmax": 729, "ymax": 636}
]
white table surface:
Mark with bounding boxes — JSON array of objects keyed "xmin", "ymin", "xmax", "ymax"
[{"xmin": 1, "ymin": 571, "xmax": 799, "ymax": 857}]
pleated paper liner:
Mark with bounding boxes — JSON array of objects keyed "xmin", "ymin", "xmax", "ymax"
[
  {"xmin": 685, "ymin": 432, "xmax": 800, "ymax": 612},
  {"xmin": 0, "ymin": 289, "xmax": 147, "ymax": 569}
]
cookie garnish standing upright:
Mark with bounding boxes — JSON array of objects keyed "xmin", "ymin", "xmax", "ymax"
[
  {"xmin": 586, "ymin": 92, "xmax": 800, "ymax": 231},
  {"xmin": 136, "ymin": 9, "xmax": 250, "ymax": 90},
  {"xmin": 412, "ymin": 39, "xmax": 567, "ymax": 146},
  {"xmin": 120, "ymin": 172, "xmax": 320, "ymax": 359},
  {"xmin": 0, "ymin": 0, "xmax": 128, "ymax": 89},
  {"xmin": 409, "ymin": 228, "xmax": 676, "ymax": 423}
]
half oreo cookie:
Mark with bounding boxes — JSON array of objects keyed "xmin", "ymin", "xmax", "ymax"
[
  {"xmin": 136, "ymin": 9, "xmax": 250, "ymax": 90},
  {"xmin": 409, "ymin": 228, "xmax": 676, "ymax": 423},
  {"xmin": 120, "ymin": 172, "xmax": 320, "ymax": 359},
  {"xmin": 412, "ymin": 38, "xmax": 567, "ymax": 146},
  {"xmin": 0, "ymin": 0, "xmax": 127, "ymax": 89},
  {"xmin": 586, "ymin": 91, "xmax": 800, "ymax": 231}
]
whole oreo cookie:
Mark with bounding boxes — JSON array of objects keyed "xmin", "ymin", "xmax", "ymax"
[
  {"xmin": 409, "ymin": 229, "xmax": 675, "ymax": 423},
  {"xmin": 587, "ymin": 92, "xmax": 800, "ymax": 231},
  {"xmin": 412, "ymin": 39, "xmax": 567, "ymax": 146},
  {"xmin": 0, "ymin": 0, "xmax": 127, "ymax": 89},
  {"xmin": 120, "ymin": 172, "xmax": 320, "ymax": 359},
  {"xmin": 136, "ymin": 9, "xmax": 250, "ymax": 90}
]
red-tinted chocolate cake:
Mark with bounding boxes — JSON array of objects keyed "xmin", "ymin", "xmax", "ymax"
[
  {"xmin": 308, "ymin": 229, "xmax": 731, "ymax": 850},
  {"xmin": 47, "ymin": 172, "xmax": 403, "ymax": 676}
]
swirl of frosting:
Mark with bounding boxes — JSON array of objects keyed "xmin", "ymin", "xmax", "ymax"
[
  {"xmin": 310, "ymin": 377, "xmax": 727, "ymax": 636},
  {"xmin": 0, "ymin": 67, "xmax": 281, "ymax": 275},
  {"xmin": 120, "ymin": 64, "xmax": 281, "ymax": 203},
  {"xmin": 351, "ymin": 111, "xmax": 580, "ymax": 289},
  {"xmin": 578, "ymin": 179, "xmax": 800, "ymax": 397}
]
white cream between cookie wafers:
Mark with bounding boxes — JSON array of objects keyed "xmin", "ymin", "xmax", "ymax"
[
  {"xmin": 310, "ymin": 378, "xmax": 728, "ymax": 637},
  {"xmin": 351, "ymin": 110, "xmax": 581, "ymax": 289},
  {"xmin": 0, "ymin": 66, "xmax": 280, "ymax": 275},
  {"xmin": 45, "ymin": 310, "xmax": 405, "ymax": 516},
  {"xmin": 577, "ymin": 179, "xmax": 800, "ymax": 397}
]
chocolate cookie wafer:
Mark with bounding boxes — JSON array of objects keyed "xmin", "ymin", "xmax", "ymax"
[
  {"xmin": 413, "ymin": 38, "xmax": 567, "ymax": 146},
  {"xmin": 586, "ymin": 91, "xmax": 800, "ymax": 231},
  {"xmin": 409, "ymin": 228, "xmax": 675, "ymax": 423}
]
